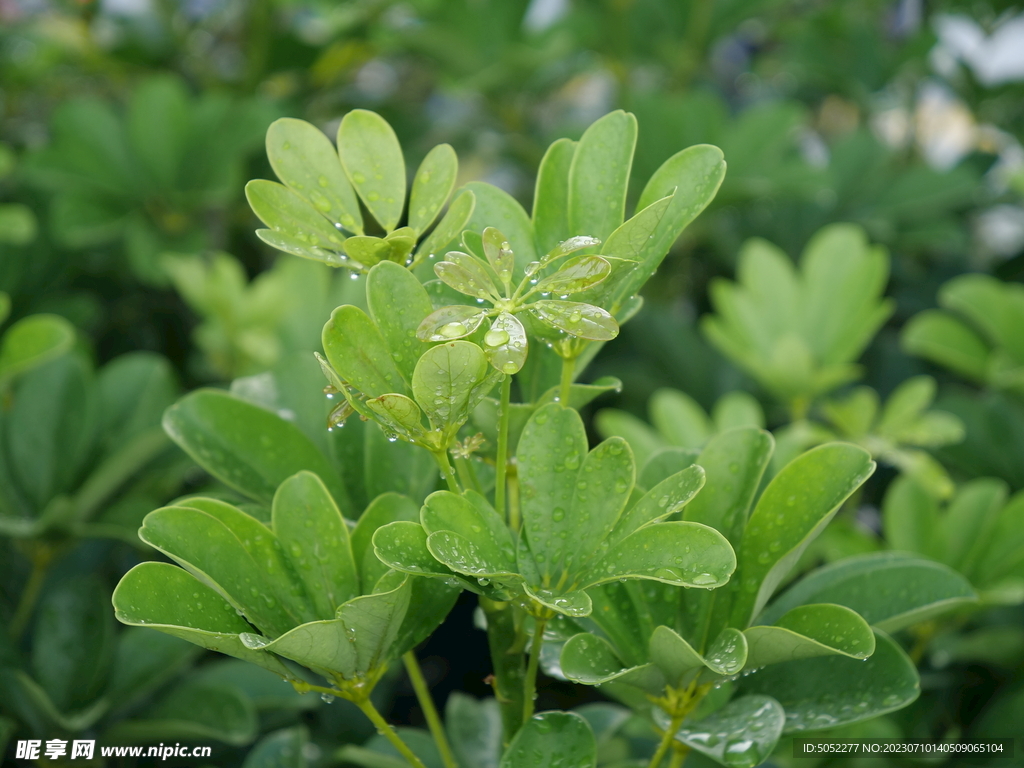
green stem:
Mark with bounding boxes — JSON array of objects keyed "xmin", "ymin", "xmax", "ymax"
[
  {"xmin": 354, "ymin": 696, "xmax": 428, "ymax": 768},
  {"xmin": 10, "ymin": 544, "xmax": 52, "ymax": 640},
  {"xmin": 522, "ymin": 616, "xmax": 548, "ymax": 725},
  {"xmin": 481, "ymin": 597, "xmax": 526, "ymax": 745},
  {"xmin": 495, "ymin": 374, "xmax": 513, "ymax": 522},
  {"xmin": 453, "ymin": 456, "xmax": 482, "ymax": 495},
  {"xmin": 433, "ymin": 450, "xmax": 461, "ymax": 494},
  {"xmin": 508, "ymin": 471, "xmax": 521, "ymax": 534},
  {"xmin": 647, "ymin": 713, "xmax": 685, "ymax": 768},
  {"xmin": 668, "ymin": 744, "xmax": 690, "ymax": 768},
  {"xmin": 403, "ymin": 652, "xmax": 457, "ymax": 768},
  {"xmin": 558, "ymin": 356, "xmax": 575, "ymax": 405}
]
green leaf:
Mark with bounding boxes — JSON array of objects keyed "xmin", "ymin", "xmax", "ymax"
[
  {"xmin": 435, "ymin": 251, "xmax": 501, "ymax": 301},
  {"xmin": 373, "ymin": 521, "xmax": 453, "ymax": 577},
  {"xmin": 665, "ymin": 695, "xmax": 784, "ymax": 768},
  {"xmin": 586, "ymin": 521, "xmax": 735, "ymax": 589},
  {"xmin": 323, "ymin": 304, "xmax": 409, "ymax": 398},
  {"xmin": 112, "ymin": 562, "xmax": 294, "ymax": 677},
  {"xmin": 500, "ymin": 711, "xmax": 596, "ymax": 768},
  {"xmin": 730, "ymin": 443, "xmax": 874, "ymax": 628},
  {"xmin": 461, "ymin": 181, "xmax": 538, "ymax": 279},
  {"xmin": 482, "ymin": 312, "xmax": 528, "ymax": 374},
  {"xmin": 141, "ymin": 500, "xmax": 314, "ymax": 635},
  {"xmin": 713, "ymin": 392, "xmax": 765, "ymax": 432},
  {"xmin": 343, "ymin": 236, "xmax": 391, "ymax": 268},
  {"xmin": 246, "ymin": 180, "xmax": 346, "ymax": 254},
  {"xmin": 650, "ymin": 388, "xmax": 712, "ymax": 450},
  {"xmin": 417, "ymin": 305, "xmax": 492, "ymax": 342},
  {"xmin": 482, "ymin": 226, "xmax": 515, "ymax": 286},
  {"xmin": 266, "ymin": 118, "xmax": 362, "ymax": 233},
  {"xmin": 366, "ymin": 261, "xmax": 433, "ymax": 384},
  {"xmin": 251, "ymin": 579, "xmax": 411, "ymax": 679},
  {"xmin": 568, "ymin": 110, "xmax": 637, "ymax": 242},
  {"xmin": 446, "ymin": 694, "xmax": 502, "ymax": 768},
  {"xmin": 273, "ymin": 471, "xmax": 359, "ymax": 618},
  {"xmin": 528, "ymin": 300, "xmax": 618, "ymax": 341},
  {"xmin": 760, "ymin": 552, "xmax": 975, "ymax": 633},
  {"xmin": 560, "ymin": 634, "xmax": 632, "ymax": 684},
  {"xmin": 533, "ymin": 256, "xmax": 611, "ymax": 296},
  {"xmin": 366, "ymin": 394, "xmax": 425, "ymax": 438},
  {"xmin": 902, "ymin": 310, "xmax": 989, "ymax": 382},
  {"xmin": 740, "ymin": 630, "xmax": 919, "ymax": 732},
  {"xmin": 648, "ymin": 626, "xmax": 706, "ymax": 687},
  {"xmin": 422, "ymin": 491, "xmax": 517, "ymax": 577},
  {"xmin": 703, "ymin": 627, "xmax": 749, "ymax": 676},
  {"xmin": 163, "ymin": 389, "xmax": 348, "ymax": 509},
  {"xmin": 410, "ymin": 144, "xmax": 457, "ymax": 234},
  {"xmin": 639, "ymin": 446, "xmax": 700, "ymax": 490},
  {"xmin": 414, "ymin": 190, "xmax": 475, "ymax": 261},
  {"xmin": 242, "ymin": 726, "xmax": 308, "ymax": 768},
  {"xmin": 337, "ymin": 110, "xmax": 405, "ymax": 232},
  {"xmin": 745, "ymin": 604, "xmax": 874, "ymax": 669},
  {"xmin": 608, "ymin": 464, "xmax": 705, "ymax": 547},
  {"xmin": 0, "ymin": 314, "xmax": 76, "ymax": 383},
  {"xmin": 352, "ymin": 493, "xmax": 419, "ymax": 583},
  {"xmin": 533, "ymin": 138, "xmax": 576, "ymax": 254},
  {"xmin": 594, "ymin": 408, "xmax": 664, "ymax": 470},
  {"xmin": 412, "ymin": 341, "xmax": 495, "ymax": 436},
  {"xmin": 942, "ymin": 477, "xmax": 1008, "ymax": 575}
]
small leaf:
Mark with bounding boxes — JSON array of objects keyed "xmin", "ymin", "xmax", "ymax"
[
  {"xmin": 246, "ymin": 180, "xmax": 345, "ymax": 253},
  {"xmin": 343, "ymin": 236, "xmax": 391, "ymax": 268},
  {"xmin": 704, "ymin": 627, "xmax": 749, "ymax": 675},
  {"xmin": 482, "ymin": 312, "xmax": 528, "ymax": 374},
  {"xmin": 902, "ymin": 310, "xmax": 990, "ymax": 383},
  {"xmin": 745, "ymin": 604, "xmax": 874, "ymax": 668},
  {"xmin": 543, "ymin": 235, "xmax": 604, "ymax": 263},
  {"xmin": 533, "ymin": 255, "xmax": 611, "ymax": 296},
  {"xmin": 0, "ymin": 314, "xmax": 76, "ymax": 383},
  {"xmin": 730, "ymin": 443, "xmax": 874, "ymax": 628},
  {"xmin": 740, "ymin": 630, "xmax": 919, "ymax": 732},
  {"xmin": 414, "ymin": 190, "xmax": 475, "ymax": 262},
  {"xmin": 352, "ymin": 493, "xmax": 420, "ymax": 585},
  {"xmin": 242, "ymin": 726, "xmax": 308, "ymax": 768},
  {"xmin": 323, "ymin": 305, "xmax": 409, "ymax": 398},
  {"xmin": 435, "ymin": 251, "xmax": 502, "ymax": 301},
  {"xmin": 528, "ymin": 300, "xmax": 618, "ymax": 340},
  {"xmin": 421, "ymin": 491, "xmax": 518, "ymax": 578},
  {"xmin": 410, "ymin": 144, "xmax": 457, "ymax": 234},
  {"xmin": 482, "ymin": 227, "xmax": 516, "ymax": 286},
  {"xmin": 460, "ymin": 181, "xmax": 538, "ymax": 279},
  {"xmin": 417, "ymin": 305, "xmax": 492, "ymax": 342},
  {"xmin": 499, "ymin": 711, "xmax": 596, "ymax": 768},
  {"xmin": 609, "ymin": 464, "xmax": 706, "ymax": 547},
  {"xmin": 412, "ymin": 341, "xmax": 496, "ymax": 435},
  {"xmin": 665, "ymin": 695, "xmax": 784, "ymax": 768},
  {"xmin": 585, "ymin": 521, "xmax": 735, "ymax": 589},
  {"xmin": 761, "ymin": 552, "xmax": 975, "ymax": 633},
  {"xmin": 366, "ymin": 394, "xmax": 424, "ymax": 438},
  {"xmin": 522, "ymin": 585, "xmax": 593, "ymax": 617},
  {"xmin": 337, "ymin": 110, "xmax": 405, "ymax": 232},
  {"xmin": 648, "ymin": 626, "xmax": 705, "ymax": 687},
  {"xmin": 112, "ymin": 562, "xmax": 293, "ymax": 677},
  {"xmin": 373, "ymin": 521, "xmax": 454, "ymax": 577},
  {"xmin": 561, "ymin": 633, "xmax": 630, "ymax": 684},
  {"xmin": 266, "ymin": 117, "xmax": 362, "ymax": 232}
]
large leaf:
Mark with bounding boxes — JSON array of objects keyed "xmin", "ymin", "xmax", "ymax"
[
  {"xmin": 568, "ymin": 110, "xmax": 637, "ymax": 243},
  {"xmin": 323, "ymin": 304, "xmax": 409, "ymax": 399},
  {"xmin": 760, "ymin": 552, "xmax": 976, "ymax": 633},
  {"xmin": 744, "ymin": 604, "xmax": 874, "ymax": 668},
  {"xmin": 266, "ymin": 117, "xmax": 362, "ymax": 232},
  {"xmin": 163, "ymin": 389, "xmax": 348, "ymax": 510},
  {"xmin": 730, "ymin": 443, "xmax": 874, "ymax": 628},
  {"xmin": 0, "ymin": 314, "xmax": 76, "ymax": 383},
  {"xmin": 664, "ymin": 695, "xmax": 784, "ymax": 768},
  {"xmin": 112, "ymin": 562, "xmax": 294, "ymax": 677},
  {"xmin": 740, "ymin": 630, "xmax": 919, "ymax": 733},
  {"xmin": 410, "ymin": 143, "xmax": 457, "ymax": 234},
  {"xmin": 500, "ymin": 711, "xmax": 596, "ymax": 768},
  {"xmin": 337, "ymin": 110, "xmax": 405, "ymax": 232},
  {"xmin": 412, "ymin": 341, "xmax": 495, "ymax": 436}
]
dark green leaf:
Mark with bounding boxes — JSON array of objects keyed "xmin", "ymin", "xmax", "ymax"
[
  {"xmin": 0, "ymin": 314, "xmax": 76, "ymax": 383},
  {"xmin": 666, "ymin": 695, "xmax": 784, "ymax": 768},
  {"xmin": 500, "ymin": 711, "xmax": 596, "ymax": 768}
]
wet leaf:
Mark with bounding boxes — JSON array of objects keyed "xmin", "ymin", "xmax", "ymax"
[
  {"xmin": 532, "ymin": 138, "xmax": 576, "ymax": 254},
  {"xmin": 163, "ymin": 389, "xmax": 348, "ymax": 509},
  {"xmin": 482, "ymin": 226, "xmax": 515, "ymax": 286},
  {"xmin": 410, "ymin": 144, "xmax": 457, "ymax": 234},
  {"xmin": 608, "ymin": 464, "xmax": 705, "ymax": 547},
  {"xmin": 373, "ymin": 521, "xmax": 454, "ymax": 577},
  {"xmin": 528, "ymin": 300, "xmax": 618, "ymax": 341},
  {"xmin": 568, "ymin": 110, "xmax": 637, "ymax": 242},
  {"xmin": 0, "ymin": 314, "xmax": 76, "ymax": 383},
  {"xmin": 760, "ymin": 552, "xmax": 975, "ymax": 634},
  {"xmin": 730, "ymin": 443, "xmax": 874, "ymax": 628},
  {"xmin": 421, "ymin": 491, "xmax": 517, "ymax": 577},
  {"xmin": 522, "ymin": 585, "xmax": 593, "ymax": 617},
  {"xmin": 533, "ymin": 255, "xmax": 611, "ymax": 296},
  {"xmin": 435, "ymin": 251, "xmax": 501, "ymax": 301},
  {"xmin": 639, "ymin": 447, "xmax": 700, "ymax": 490},
  {"xmin": 745, "ymin": 604, "xmax": 874, "ymax": 668},
  {"xmin": 242, "ymin": 725, "xmax": 308, "ymax": 768},
  {"xmin": 704, "ymin": 627, "xmax": 749, "ymax": 675},
  {"xmin": 500, "ymin": 711, "xmax": 596, "ymax": 768},
  {"xmin": 351, "ymin": 493, "xmax": 420, "ymax": 586},
  {"xmin": 665, "ymin": 695, "xmax": 784, "ymax": 768},
  {"xmin": 412, "ymin": 341, "xmax": 495, "ymax": 436},
  {"xmin": 246, "ymin": 180, "xmax": 345, "ymax": 254},
  {"xmin": 322, "ymin": 305, "xmax": 409, "ymax": 398},
  {"xmin": 366, "ymin": 394, "xmax": 424, "ymax": 438},
  {"xmin": 337, "ymin": 110, "xmax": 405, "ymax": 232},
  {"xmin": 417, "ymin": 305, "xmax": 492, "ymax": 343},
  {"xmin": 112, "ymin": 562, "xmax": 293, "ymax": 677},
  {"xmin": 648, "ymin": 626, "xmax": 705, "ymax": 687},
  {"xmin": 461, "ymin": 181, "xmax": 538, "ymax": 279},
  {"xmin": 366, "ymin": 261, "xmax": 434, "ymax": 384},
  {"xmin": 482, "ymin": 312, "xmax": 528, "ymax": 374},
  {"xmin": 740, "ymin": 630, "xmax": 919, "ymax": 732},
  {"xmin": 414, "ymin": 190, "xmax": 475, "ymax": 262},
  {"xmin": 266, "ymin": 117, "xmax": 362, "ymax": 233},
  {"xmin": 343, "ymin": 236, "xmax": 390, "ymax": 268},
  {"xmin": 561, "ymin": 634, "xmax": 631, "ymax": 684}
]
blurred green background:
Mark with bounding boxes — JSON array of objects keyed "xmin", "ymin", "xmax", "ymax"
[{"xmin": 4, "ymin": 0, "xmax": 1024, "ymax": 765}]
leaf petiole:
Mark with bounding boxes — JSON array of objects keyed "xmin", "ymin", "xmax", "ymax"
[
  {"xmin": 354, "ymin": 695, "xmax": 429, "ymax": 768},
  {"xmin": 522, "ymin": 614, "xmax": 549, "ymax": 725},
  {"xmin": 495, "ymin": 374, "xmax": 513, "ymax": 521},
  {"xmin": 402, "ymin": 652, "xmax": 458, "ymax": 768}
]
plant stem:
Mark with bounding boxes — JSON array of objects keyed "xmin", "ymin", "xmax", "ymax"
[
  {"xmin": 481, "ymin": 596, "xmax": 526, "ymax": 744},
  {"xmin": 402, "ymin": 652, "xmax": 457, "ymax": 768},
  {"xmin": 495, "ymin": 374, "xmax": 513, "ymax": 521},
  {"xmin": 558, "ymin": 356, "xmax": 575, "ymax": 405},
  {"xmin": 647, "ymin": 713, "xmax": 685, "ymax": 768},
  {"xmin": 10, "ymin": 543, "xmax": 52, "ymax": 640},
  {"xmin": 508, "ymin": 471, "xmax": 521, "ymax": 534},
  {"xmin": 454, "ymin": 456, "xmax": 482, "ymax": 495},
  {"xmin": 433, "ymin": 450, "xmax": 461, "ymax": 494},
  {"xmin": 354, "ymin": 696, "xmax": 428, "ymax": 768},
  {"xmin": 668, "ymin": 744, "xmax": 690, "ymax": 768},
  {"xmin": 522, "ymin": 616, "xmax": 548, "ymax": 725}
]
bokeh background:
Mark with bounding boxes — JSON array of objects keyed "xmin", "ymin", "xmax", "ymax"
[{"xmin": 4, "ymin": 0, "xmax": 1024, "ymax": 765}]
